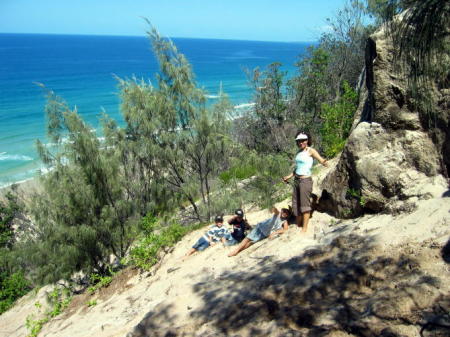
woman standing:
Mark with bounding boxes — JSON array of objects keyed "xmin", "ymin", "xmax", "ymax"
[{"xmin": 282, "ymin": 132, "xmax": 328, "ymax": 233}]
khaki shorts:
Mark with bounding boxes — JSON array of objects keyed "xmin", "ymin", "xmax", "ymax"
[{"xmin": 292, "ymin": 177, "xmax": 313, "ymax": 216}]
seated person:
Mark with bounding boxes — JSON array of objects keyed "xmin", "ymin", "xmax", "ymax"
[
  {"xmin": 228, "ymin": 207, "xmax": 291, "ymax": 257},
  {"xmin": 185, "ymin": 215, "xmax": 230, "ymax": 257},
  {"xmin": 225, "ymin": 208, "xmax": 251, "ymax": 245}
]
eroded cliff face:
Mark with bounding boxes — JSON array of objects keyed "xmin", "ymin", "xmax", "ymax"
[{"xmin": 318, "ymin": 26, "xmax": 449, "ymax": 218}]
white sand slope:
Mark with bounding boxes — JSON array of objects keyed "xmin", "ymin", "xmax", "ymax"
[{"xmin": 1, "ymin": 182, "xmax": 449, "ymax": 337}]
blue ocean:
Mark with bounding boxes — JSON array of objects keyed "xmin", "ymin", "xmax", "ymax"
[{"xmin": 0, "ymin": 33, "xmax": 311, "ymax": 187}]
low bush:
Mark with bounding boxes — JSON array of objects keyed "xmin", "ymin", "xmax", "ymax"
[
  {"xmin": 25, "ymin": 287, "xmax": 71, "ymax": 337},
  {"xmin": 320, "ymin": 81, "xmax": 357, "ymax": 158},
  {"xmin": 88, "ymin": 273, "xmax": 113, "ymax": 294},
  {"xmin": 0, "ymin": 189, "xmax": 31, "ymax": 314},
  {"xmin": 219, "ymin": 164, "xmax": 257, "ymax": 184},
  {"xmin": 219, "ymin": 151, "xmax": 290, "ymax": 209},
  {"xmin": 0, "ymin": 271, "xmax": 30, "ymax": 314},
  {"xmin": 129, "ymin": 215, "xmax": 201, "ymax": 271}
]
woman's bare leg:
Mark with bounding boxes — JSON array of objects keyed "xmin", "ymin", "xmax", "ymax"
[
  {"xmin": 228, "ymin": 238, "xmax": 253, "ymax": 257},
  {"xmin": 296, "ymin": 215, "xmax": 303, "ymax": 228},
  {"xmin": 301, "ymin": 211, "xmax": 311, "ymax": 233}
]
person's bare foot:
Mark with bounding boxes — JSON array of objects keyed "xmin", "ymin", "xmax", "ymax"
[{"xmin": 228, "ymin": 251, "xmax": 237, "ymax": 257}]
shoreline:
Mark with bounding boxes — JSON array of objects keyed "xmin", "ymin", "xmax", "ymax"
[
  {"xmin": 0, "ymin": 102, "xmax": 256, "ymax": 190},
  {"xmin": 1, "ymin": 34, "xmax": 304, "ymax": 191},
  {"xmin": 0, "ymin": 176, "xmax": 42, "ymax": 202},
  {"xmin": 0, "ymin": 177, "xmax": 35, "ymax": 191}
]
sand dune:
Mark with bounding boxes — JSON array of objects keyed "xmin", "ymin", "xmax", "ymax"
[{"xmin": 1, "ymin": 180, "xmax": 449, "ymax": 337}]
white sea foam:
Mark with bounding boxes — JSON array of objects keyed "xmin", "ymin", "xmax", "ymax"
[
  {"xmin": 0, "ymin": 177, "xmax": 34, "ymax": 189},
  {"xmin": 42, "ymin": 137, "xmax": 73, "ymax": 148},
  {"xmin": 0, "ymin": 166, "xmax": 41, "ymax": 189},
  {"xmin": 38, "ymin": 166, "xmax": 55, "ymax": 175},
  {"xmin": 205, "ymin": 94, "xmax": 220, "ymax": 99},
  {"xmin": 43, "ymin": 133, "xmax": 105, "ymax": 148},
  {"xmin": 0, "ymin": 153, "xmax": 33, "ymax": 161},
  {"xmin": 0, "ymin": 165, "xmax": 57, "ymax": 188},
  {"xmin": 61, "ymin": 136, "xmax": 73, "ymax": 144},
  {"xmin": 234, "ymin": 103, "xmax": 255, "ymax": 110}
]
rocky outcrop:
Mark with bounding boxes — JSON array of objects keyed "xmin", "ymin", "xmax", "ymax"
[{"xmin": 318, "ymin": 26, "xmax": 449, "ymax": 218}]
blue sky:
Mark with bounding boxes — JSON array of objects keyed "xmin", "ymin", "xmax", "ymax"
[{"xmin": 0, "ymin": 0, "xmax": 348, "ymax": 42}]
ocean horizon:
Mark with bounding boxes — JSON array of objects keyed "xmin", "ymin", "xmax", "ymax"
[{"xmin": 0, "ymin": 33, "xmax": 312, "ymax": 188}]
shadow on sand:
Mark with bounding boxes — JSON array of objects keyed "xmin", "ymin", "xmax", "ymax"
[
  {"xmin": 129, "ymin": 234, "xmax": 450, "ymax": 337},
  {"xmin": 442, "ymin": 238, "xmax": 450, "ymax": 264}
]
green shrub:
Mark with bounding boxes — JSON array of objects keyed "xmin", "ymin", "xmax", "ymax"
[
  {"xmin": 346, "ymin": 188, "xmax": 369, "ymax": 208},
  {"xmin": 129, "ymin": 215, "xmax": 198, "ymax": 271},
  {"xmin": 86, "ymin": 299, "xmax": 97, "ymax": 307},
  {"xmin": 25, "ymin": 287, "xmax": 71, "ymax": 337},
  {"xmin": 320, "ymin": 81, "xmax": 357, "ymax": 158},
  {"xmin": 88, "ymin": 273, "xmax": 113, "ymax": 294},
  {"xmin": 219, "ymin": 164, "xmax": 257, "ymax": 184},
  {"xmin": 46, "ymin": 288, "xmax": 71, "ymax": 318},
  {"xmin": 26, "ymin": 315, "xmax": 48, "ymax": 337},
  {"xmin": 140, "ymin": 214, "xmax": 159, "ymax": 235},
  {"xmin": 0, "ymin": 191, "xmax": 19, "ymax": 248},
  {"xmin": 0, "ymin": 271, "xmax": 30, "ymax": 314},
  {"xmin": 0, "ymin": 190, "xmax": 30, "ymax": 314},
  {"xmin": 217, "ymin": 150, "xmax": 290, "ymax": 213}
]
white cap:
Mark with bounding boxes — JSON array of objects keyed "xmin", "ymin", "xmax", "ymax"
[{"xmin": 295, "ymin": 133, "xmax": 308, "ymax": 141}]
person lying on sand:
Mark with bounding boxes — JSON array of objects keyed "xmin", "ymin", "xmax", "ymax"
[
  {"xmin": 224, "ymin": 208, "xmax": 252, "ymax": 246},
  {"xmin": 228, "ymin": 207, "xmax": 291, "ymax": 257},
  {"xmin": 185, "ymin": 215, "xmax": 230, "ymax": 258}
]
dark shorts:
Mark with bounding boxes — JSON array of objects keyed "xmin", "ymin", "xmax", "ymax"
[
  {"xmin": 192, "ymin": 237, "xmax": 210, "ymax": 251},
  {"xmin": 292, "ymin": 177, "xmax": 313, "ymax": 216}
]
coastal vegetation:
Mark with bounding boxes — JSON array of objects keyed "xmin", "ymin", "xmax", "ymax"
[
  {"xmin": 1, "ymin": 0, "xmax": 448, "ymax": 328},
  {"xmin": 0, "ymin": 189, "xmax": 30, "ymax": 314},
  {"xmin": 128, "ymin": 214, "xmax": 201, "ymax": 271},
  {"xmin": 25, "ymin": 287, "xmax": 72, "ymax": 337}
]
